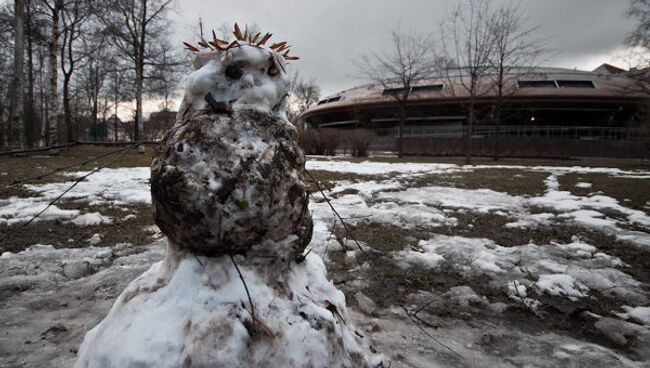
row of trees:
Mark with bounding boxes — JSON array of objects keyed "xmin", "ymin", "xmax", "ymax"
[
  {"xmin": 359, "ymin": 0, "xmax": 543, "ymax": 162},
  {"xmin": 2, "ymin": 0, "xmax": 182, "ymax": 150}
]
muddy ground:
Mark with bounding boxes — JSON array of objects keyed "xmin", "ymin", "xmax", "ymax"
[{"xmin": 1, "ymin": 146, "xmax": 650, "ymax": 367}]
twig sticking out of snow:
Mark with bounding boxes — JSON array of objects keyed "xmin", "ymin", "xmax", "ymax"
[
  {"xmin": 230, "ymin": 254, "xmax": 258, "ymax": 339},
  {"xmin": 305, "ymin": 170, "xmax": 367, "ymax": 258},
  {"xmin": 0, "ymin": 143, "xmax": 140, "ymax": 247},
  {"xmin": 294, "ymin": 247, "xmax": 312, "ymax": 264}
]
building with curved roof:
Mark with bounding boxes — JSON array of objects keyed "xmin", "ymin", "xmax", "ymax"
[{"xmin": 302, "ymin": 65, "xmax": 650, "ymax": 158}]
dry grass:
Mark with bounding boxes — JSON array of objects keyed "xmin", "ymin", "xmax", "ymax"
[
  {"xmin": 0, "ymin": 145, "xmax": 156, "ymax": 253},
  {"xmin": 0, "ymin": 144, "xmax": 153, "ymax": 190},
  {"xmin": 558, "ymin": 173, "xmax": 650, "ymax": 215},
  {"xmin": 0, "ymin": 202, "xmax": 156, "ymax": 253},
  {"xmin": 404, "ymin": 169, "xmax": 549, "ymax": 197}
]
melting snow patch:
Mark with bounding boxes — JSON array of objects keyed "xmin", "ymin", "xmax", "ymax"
[
  {"xmin": 68, "ymin": 212, "xmax": 112, "ymax": 226},
  {"xmin": 376, "ymin": 186, "xmax": 523, "ymax": 213},
  {"xmin": 575, "ymin": 182, "xmax": 592, "ymax": 188},
  {"xmin": 393, "ymin": 242, "xmax": 445, "ymax": 269},
  {"xmin": 615, "ymin": 306, "xmax": 650, "ymax": 328},
  {"xmin": 306, "ymin": 160, "xmax": 463, "ymax": 175},
  {"xmin": 536, "ymin": 274, "xmax": 588, "ymax": 300},
  {"xmin": 390, "ymin": 234, "xmax": 644, "ymax": 305},
  {"xmin": 0, "ymin": 197, "xmax": 79, "ymax": 225},
  {"xmin": 306, "ymin": 158, "xmax": 650, "ymax": 178},
  {"xmin": 87, "ymin": 233, "xmax": 102, "ymax": 246},
  {"xmin": 26, "ymin": 167, "xmax": 151, "ymax": 205},
  {"xmin": 505, "ymin": 213, "xmax": 555, "ymax": 228}
]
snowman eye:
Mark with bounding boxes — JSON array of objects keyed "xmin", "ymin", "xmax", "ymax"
[
  {"xmin": 268, "ymin": 63, "xmax": 279, "ymax": 77},
  {"xmin": 225, "ymin": 64, "xmax": 244, "ymax": 79}
]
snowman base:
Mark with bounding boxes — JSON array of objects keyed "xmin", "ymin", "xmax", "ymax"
[{"xmin": 75, "ymin": 239, "xmax": 380, "ymax": 368}]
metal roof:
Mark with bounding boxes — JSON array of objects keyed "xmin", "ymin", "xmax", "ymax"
[{"xmin": 305, "ymin": 66, "xmax": 647, "ymax": 118}]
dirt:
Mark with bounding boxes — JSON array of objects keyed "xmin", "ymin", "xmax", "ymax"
[
  {"xmin": 324, "ymin": 205, "xmax": 650, "ymax": 363},
  {"xmin": 0, "ymin": 145, "xmax": 156, "ymax": 254},
  {"xmin": 403, "ymin": 169, "xmax": 549, "ymax": 197},
  {"xmin": 0, "ymin": 144, "xmax": 154, "ymax": 190},
  {"xmin": 558, "ymin": 173, "xmax": 650, "ymax": 215},
  {"xmin": 306, "ymin": 169, "xmax": 392, "ymax": 195},
  {"xmin": 2, "ymin": 147, "xmax": 650, "ymax": 366},
  {"xmin": 334, "ymin": 222, "xmax": 430, "ymax": 253}
]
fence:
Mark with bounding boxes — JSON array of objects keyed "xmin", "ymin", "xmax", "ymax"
[
  {"xmin": 367, "ymin": 125, "xmax": 650, "ymax": 158},
  {"xmin": 372, "ymin": 125, "xmax": 649, "ymax": 140}
]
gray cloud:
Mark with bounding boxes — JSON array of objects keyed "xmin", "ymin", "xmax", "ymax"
[{"xmin": 173, "ymin": 0, "xmax": 635, "ymax": 97}]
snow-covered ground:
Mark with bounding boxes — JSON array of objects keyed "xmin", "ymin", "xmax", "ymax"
[{"xmin": 1, "ymin": 158, "xmax": 650, "ymax": 367}]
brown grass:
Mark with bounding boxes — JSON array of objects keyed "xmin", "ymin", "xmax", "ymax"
[{"xmin": 558, "ymin": 173, "xmax": 650, "ymax": 215}]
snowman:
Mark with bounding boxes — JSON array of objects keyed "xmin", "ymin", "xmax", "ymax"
[{"xmin": 75, "ymin": 24, "xmax": 380, "ymax": 368}]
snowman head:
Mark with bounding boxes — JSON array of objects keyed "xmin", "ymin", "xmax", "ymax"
[{"xmin": 182, "ymin": 24, "xmax": 298, "ymax": 118}]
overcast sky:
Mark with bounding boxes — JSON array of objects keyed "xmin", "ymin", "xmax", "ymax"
[{"xmin": 170, "ymin": 0, "xmax": 635, "ymax": 101}]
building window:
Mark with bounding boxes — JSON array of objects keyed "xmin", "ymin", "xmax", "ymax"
[
  {"xmin": 556, "ymin": 80, "xmax": 595, "ymax": 88},
  {"xmin": 383, "ymin": 84, "xmax": 444, "ymax": 96},
  {"xmin": 517, "ymin": 80, "xmax": 557, "ymax": 88},
  {"xmin": 317, "ymin": 96, "xmax": 342, "ymax": 105},
  {"xmin": 411, "ymin": 84, "xmax": 444, "ymax": 93},
  {"xmin": 382, "ymin": 87, "xmax": 407, "ymax": 96}
]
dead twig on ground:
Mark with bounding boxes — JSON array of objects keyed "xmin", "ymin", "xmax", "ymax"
[{"xmin": 402, "ymin": 305, "xmax": 464, "ymax": 359}]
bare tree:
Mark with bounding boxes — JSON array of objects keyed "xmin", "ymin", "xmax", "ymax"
[
  {"xmin": 624, "ymin": 0, "xmax": 650, "ymax": 144},
  {"xmin": 77, "ymin": 31, "xmax": 114, "ymax": 142},
  {"xmin": 60, "ymin": 0, "xmax": 93, "ymax": 142},
  {"xmin": 441, "ymin": 0, "xmax": 495, "ymax": 164},
  {"xmin": 624, "ymin": 0, "xmax": 650, "ymax": 89},
  {"xmin": 9, "ymin": 0, "xmax": 26, "ymax": 148},
  {"xmin": 488, "ymin": 1, "xmax": 543, "ymax": 161},
  {"xmin": 358, "ymin": 27, "xmax": 436, "ymax": 157},
  {"xmin": 626, "ymin": 0, "xmax": 650, "ymax": 56},
  {"xmin": 99, "ymin": 0, "xmax": 175, "ymax": 142},
  {"xmin": 288, "ymin": 73, "xmax": 321, "ymax": 123},
  {"xmin": 106, "ymin": 65, "xmax": 132, "ymax": 141},
  {"xmin": 147, "ymin": 42, "xmax": 181, "ymax": 112}
]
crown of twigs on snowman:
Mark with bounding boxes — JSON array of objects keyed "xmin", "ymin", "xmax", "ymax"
[{"xmin": 183, "ymin": 23, "xmax": 299, "ymax": 61}]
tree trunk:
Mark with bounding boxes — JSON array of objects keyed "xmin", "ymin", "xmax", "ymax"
[
  {"xmin": 493, "ymin": 67, "xmax": 505, "ymax": 161},
  {"xmin": 397, "ymin": 103, "xmax": 405, "ymax": 158},
  {"xmin": 47, "ymin": 0, "xmax": 62, "ymax": 146},
  {"xmin": 493, "ymin": 106, "xmax": 501, "ymax": 161},
  {"xmin": 0, "ymin": 100, "xmax": 5, "ymax": 148},
  {"xmin": 63, "ymin": 74, "xmax": 73, "ymax": 142},
  {"xmin": 25, "ymin": 0, "xmax": 35, "ymax": 148},
  {"xmin": 92, "ymin": 98, "xmax": 98, "ymax": 141},
  {"xmin": 134, "ymin": 0, "xmax": 147, "ymax": 142},
  {"xmin": 135, "ymin": 62, "xmax": 143, "ymax": 141},
  {"xmin": 39, "ymin": 50, "xmax": 47, "ymax": 146},
  {"xmin": 9, "ymin": 0, "xmax": 26, "ymax": 149},
  {"xmin": 92, "ymin": 69, "xmax": 99, "ymax": 141},
  {"xmin": 114, "ymin": 97, "xmax": 119, "ymax": 142},
  {"xmin": 465, "ymin": 99, "xmax": 474, "ymax": 165}
]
